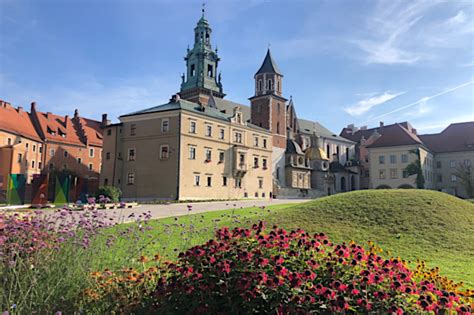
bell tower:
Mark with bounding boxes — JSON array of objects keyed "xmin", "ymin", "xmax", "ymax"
[
  {"xmin": 180, "ymin": 6, "xmax": 225, "ymax": 104},
  {"xmin": 249, "ymin": 49, "xmax": 287, "ymax": 148}
]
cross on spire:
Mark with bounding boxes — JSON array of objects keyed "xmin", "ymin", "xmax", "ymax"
[{"xmin": 202, "ymin": 2, "xmax": 205, "ymax": 17}]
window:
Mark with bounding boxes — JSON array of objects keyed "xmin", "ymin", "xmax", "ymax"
[
  {"xmin": 326, "ymin": 144, "xmax": 330, "ymax": 157},
  {"xmin": 78, "ymin": 157, "xmax": 82, "ymax": 164},
  {"xmin": 235, "ymin": 178, "xmax": 242, "ymax": 188},
  {"xmin": 336, "ymin": 146, "xmax": 340, "ymax": 159},
  {"xmin": 436, "ymin": 161, "xmax": 441, "ymax": 168},
  {"xmin": 26, "ymin": 143, "xmax": 29, "ymax": 151},
  {"xmin": 390, "ymin": 169, "xmax": 397, "ymax": 179},
  {"xmin": 401, "ymin": 154, "xmax": 408, "ymax": 163},
  {"xmin": 162, "ymin": 119, "xmax": 169, "ymax": 132},
  {"xmin": 106, "ymin": 152, "xmax": 111, "ymax": 160},
  {"xmin": 204, "ymin": 148, "xmax": 212, "ymax": 162},
  {"xmin": 189, "ymin": 121, "xmax": 196, "ymax": 134},
  {"xmin": 38, "ymin": 162, "xmax": 42, "ymax": 169},
  {"xmin": 17, "ymin": 153, "xmax": 22, "ymax": 162},
  {"xmin": 128, "ymin": 148, "xmax": 136, "ymax": 161},
  {"xmin": 259, "ymin": 178, "xmax": 263, "ymax": 189},
  {"xmin": 268, "ymin": 79, "xmax": 273, "ymax": 90},
  {"xmin": 127, "ymin": 172, "xmax": 135, "ymax": 185},
  {"xmin": 189, "ymin": 146, "xmax": 196, "ymax": 159},
  {"xmin": 130, "ymin": 124, "xmax": 136, "ymax": 136},
  {"xmin": 437, "ymin": 174, "xmax": 442, "ymax": 182},
  {"xmin": 7, "ymin": 138, "xmax": 11, "ymax": 145},
  {"xmin": 234, "ymin": 132, "xmax": 242, "ymax": 143},
  {"xmin": 107, "ymin": 129, "xmax": 112, "ymax": 136},
  {"xmin": 219, "ymin": 128, "xmax": 225, "ymax": 140},
  {"xmin": 465, "ymin": 159, "xmax": 471, "ymax": 166},
  {"xmin": 64, "ymin": 151, "xmax": 68, "ymax": 158},
  {"xmin": 206, "ymin": 176, "xmax": 212, "ymax": 187},
  {"xmin": 206, "ymin": 125, "xmax": 212, "ymax": 137},
  {"xmin": 207, "ymin": 64, "xmax": 213, "ymax": 77},
  {"xmin": 263, "ymin": 138, "xmax": 267, "ymax": 148},
  {"xmin": 403, "ymin": 170, "xmax": 409, "ymax": 178},
  {"xmin": 39, "ymin": 146, "xmax": 42, "ymax": 154},
  {"xmin": 276, "ymin": 122, "xmax": 280, "ymax": 134},
  {"xmin": 31, "ymin": 160, "xmax": 35, "ymax": 168},
  {"xmin": 390, "ymin": 155, "xmax": 396, "ymax": 164},
  {"xmin": 379, "ymin": 170, "xmax": 386, "ymax": 179},
  {"xmin": 239, "ymin": 153, "xmax": 245, "ymax": 165},
  {"xmin": 104, "ymin": 178, "xmax": 108, "ymax": 185},
  {"xmin": 160, "ymin": 145, "xmax": 169, "ymax": 159},
  {"xmin": 89, "ymin": 163, "xmax": 93, "ymax": 171},
  {"xmin": 262, "ymin": 158, "xmax": 268, "ymax": 169},
  {"xmin": 258, "ymin": 80, "xmax": 262, "ymax": 91},
  {"xmin": 33, "ymin": 145, "xmax": 36, "ymax": 152},
  {"xmin": 345, "ymin": 148, "xmax": 349, "ymax": 161},
  {"xmin": 218, "ymin": 151, "xmax": 224, "ymax": 163},
  {"xmin": 277, "ymin": 103, "xmax": 281, "ymax": 114},
  {"xmin": 451, "ymin": 174, "xmax": 457, "ymax": 182},
  {"xmin": 194, "ymin": 175, "xmax": 200, "ymax": 186},
  {"xmin": 255, "ymin": 192, "xmax": 259, "ymax": 198},
  {"xmin": 222, "ymin": 176, "xmax": 227, "ymax": 186},
  {"xmin": 63, "ymin": 164, "xmax": 67, "ymax": 170},
  {"xmin": 254, "ymin": 157, "xmax": 259, "ymax": 168},
  {"xmin": 49, "ymin": 163, "xmax": 53, "ymax": 170},
  {"xmin": 49, "ymin": 148, "xmax": 55, "ymax": 157},
  {"xmin": 253, "ymin": 137, "xmax": 259, "ymax": 147},
  {"xmin": 190, "ymin": 64, "xmax": 195, "ymax": 77},
  {"xmin": 449, "ymin": 160, "xmax": 456, "ymax": 168},
  {"xmin": 89, "ymin": 148, "xmax": 94, "ymax": 158},
  {"xmin": 379, "ymin": 155, "xmax": 385, "ymax": 164}
]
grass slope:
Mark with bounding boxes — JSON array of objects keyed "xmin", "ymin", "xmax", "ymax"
[{"xmin": 268, "ymin": 189, "xmax": 474, "ymax": 287}]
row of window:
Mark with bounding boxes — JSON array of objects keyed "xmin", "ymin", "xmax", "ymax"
[
  {"xmin": 378, "ymin": 169, "xmax": 410, "ymax": 179},
  {"xmin": 445, "ymin": 159, "xmax": 471, "ymax": 168},
  {"xmin": 50, "ymin": 148, "xmax": 96, "ymax": 158},
  {"xmin": 326, "ymin": 144, "xmax": 350, "ymax": 162},
  {"xmin": 378, "ymin": 154, "xmax": 409, "ymax": 165},
  {"xmin": 6, "ymin": 138, "xmax": 44, "ymax": 153},
  {"xmin": 17, "ymin": 153, "xmax": 43, "ymax": 169}
]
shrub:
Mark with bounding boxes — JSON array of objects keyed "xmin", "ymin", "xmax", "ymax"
[
  {"xmin": 96, "ymin": 185, "xmax": 122, "ymax": 202},
  {"xmin": 107, "ymin": 222, "xmax": 472, "ymax": 314}
]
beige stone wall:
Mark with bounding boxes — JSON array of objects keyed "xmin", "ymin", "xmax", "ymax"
[
  {"xmin": 178, "ymin": 111, "xmax": 273, "ymax": 200},
  {"xmin": 368, "ymin": 145, "xmax": 434, "ymax": 189},
  {"xmin": 433, "ymin": 151, "xmax": 474, "ymax": 198},
  {"xmin": 100, "ymin": 124, "xmax": 122, "ymax": 187}
]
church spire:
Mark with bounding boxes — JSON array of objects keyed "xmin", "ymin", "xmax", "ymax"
[{"xmin": 256, "ymin": 48, "xmax": 283, "ymax": 76}]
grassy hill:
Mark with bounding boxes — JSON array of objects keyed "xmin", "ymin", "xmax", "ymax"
[{"xmin": 267, "ymin": 189, "xmax": 474, "ymax": 287}]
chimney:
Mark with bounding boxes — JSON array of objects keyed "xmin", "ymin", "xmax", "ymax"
[
  {"xmin": 46, "ymin": 112, "xmax": 52, "ymax": 119},
  {"xmin": 17, "ymin": 106, "xmax": 24, "ymax": 113},
  {"xmin": 347, "ymin": 123, "xmax": 355, "ymax": 131},
  {"xmin": 64, "ymin": 115, "xmax": 69, "ymax": 128},
  {"xmin": 169, "ymin": 94, "xmax": 180, "ymax": 103},
  {"xmin": 379, "ymin": 121, "xmax": 384, "ymax": 128},
  {"xmin": 30, "ymin": 102, "xmax": 37, "ymax": 112},
  {"xmin": 412, "ymin": 128, "xmax": 417, "ymax": 135},
  {"xmin": 360, "ymin": 125, "xmax": 367, "ymax": 130},
  {"xmin": 74, "ymin": 108, "xmax": 79, "ymax": 118},
  {"xmin": 101, "ymin": 113, "xmax": 110, "ymax": 127}
]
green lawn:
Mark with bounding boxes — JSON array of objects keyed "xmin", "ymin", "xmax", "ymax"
[{"xmin": 94, "ymin": 189, "xmax": 474, "ymax": 288}]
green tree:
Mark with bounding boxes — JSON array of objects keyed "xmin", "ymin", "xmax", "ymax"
[
  {"xmin": 454, "ymin": 164, "xmax": 474, "ymax": 198},
  {"xmin": 405, "ymin": 149, "xmax": 425, "ymax": 189}
]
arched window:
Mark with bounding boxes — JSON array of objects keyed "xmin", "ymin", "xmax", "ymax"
[
  {"xmin": 277, "ymin": 81, "xmax": 280, "ymax": 92},
  {"xmin": 258, "ymin": 80, "xmax": 262, "ymax": 91},
  {"xmin": 276, "ymin": 167, "xmax": 280, "ymax": 180},
  {"xmin": 341, "ymin": 177, "xmax": 346, "ymax": 191},
  {"xmin": 276, "ymin": 122, "xmax": 280, "ymax": 134},
  {"xmin": 268, "ymin": 79, "xmax": 273, "ymax": 90},
  {"xmin": 277, "ymin": 103, "xmax": 281, "ymax": 114},
  {"xmin": 326, "ymin": 144, "xmax": 330, "ymax": 157}
]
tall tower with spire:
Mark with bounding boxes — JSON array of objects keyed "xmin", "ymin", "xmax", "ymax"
[
  {"xmin": 180, "ymin": 7, "xmax": 224, "ymax": 105},
  {"xmin": 249, "ymin": 49, "xmax": 287, "ymax": 148}
]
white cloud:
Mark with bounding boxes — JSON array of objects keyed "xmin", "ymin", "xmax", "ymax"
[{"xmin": 344, "ymin": 91, "xmax": 405, "ymax": 116}]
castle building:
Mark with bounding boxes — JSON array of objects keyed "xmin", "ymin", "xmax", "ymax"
[{"xmin": 101, "ymin": 10, "xmax": 360, "ymax": 200}]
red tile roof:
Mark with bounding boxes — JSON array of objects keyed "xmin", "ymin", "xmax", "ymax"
[
  {"xmin": 367, "ymin": 123, "xmax": 423, "ymax": 148},
  {"xmin": 0, "ymin": 101, "xmax": 42, "ymax": 142},
  {"xmin": 419, "ymin": 122, "xmax": 474, "ymax": 153},
  {"xmin": 78, "ymin": 117, "xmax": 103, "ymax": 147},
  {"xmin": 34, "ymin": 111, "xmax": 84, "ymax": 146}
]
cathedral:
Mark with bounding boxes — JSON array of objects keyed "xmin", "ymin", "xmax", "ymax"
[{"xmin": 100, "ymin": 10, "xmax": 360, "ymax": 200}]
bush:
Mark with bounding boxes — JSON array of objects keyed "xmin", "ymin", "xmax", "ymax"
[
  {"xmin": 96, "ymin": 185, "xmax": 122, "ymax": 202},
  {"xmin": 86, "ymin": 222, "xmax": 473, "ymax": 314}
]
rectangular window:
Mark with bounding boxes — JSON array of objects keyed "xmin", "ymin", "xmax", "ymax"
[
  {"xmin": 390, "ymin": 155, "xmax": 396, "ymax": 164},
  {"xmin": 64, "ymin": 151, "xmax": 68, "ymax": 158},
  {"xmin": 205, "ymin": 148, "xmax": 212, "ymax": 161},
  {"xmin": 254, "ymin": 137, "xmax": 259, "ymax": 147},
  {"xmin": 465, "ymin": 159, "xmax": 471, "ymax": 166},
  {"xmin": 253, "ymin": 157, "xmax": 259, "ymax": 168},
  {"xmin": 437, "ymin": 174, "xmax": 442, "ymax": 182},
  {"xmin": 235, "ymin": 178, "xmax": 242, "ymax": 188},
  {"xmin": 206, "ymin": 125, "xmax": 212, "ymax": 137},
  {"xmin": 219, "ymin": 151, "xmax": 224, "ymax": 163},
  {"xmin": 33, "ymin": 145, "xmax": 36, "ymax": 152},
  {"xmin": 160, "ymin": 145, "xmax": 169, "ymax": 159},
  {"xmin": 451, "ymin": 174, "xmax": 457, "ymax": 182},
  {"xmin": 263, "ymin": 138, "xmax": 267, "ymax": 148},
  {"xmin": 259, "ymin": 178, "xmax": 263, "ymax": 189},
  {"xmin": 31, "ymin": 160, "xmax": 35, "ymax": 168},
  {"xmin": 206, "ymin": 176, "xmax": 212, "ymax": 187},
  {"xmin": 7, "ymin": 138, "xmax": 11, "ymax": 145},
  {"xmin": 17, "ymin": 153, "xmax": 22, "ymax": 162},
  {"xmin": 38, "ymin": 162, "xmax": 42, "ymax": 169},
  {"xmin": 189, "ymin": 121, "xmax": 196, "ymax": 134},
  {"xmin": 379, "ymin": 156, "xmax": 385, "ymax": 164},
  {"xmin": 219, "ymin": 128, "xmax": 225, "ymax": 140},
  {"xmin": 88, "ymin": 163, "xmax": 93, "ymax": 171},
  {"xmin": 194, "ymin": 175, "xmax": 200, "ymax": 186},
  {"xmin": 25, "ymin": 143, "xmax": 29, "ymax": 151},
  {"xmin": 402, "ymin": 170, "xmax": 409, "ymax": 178},
  {"xmin": 128, "ymin": 148, "xmax": 136, "ymax": 161},
  {"xmin": 162, "ymin": 119, "xmax": 169, "ymax": 133},
  {"xmin": 39, "ymin": 145, "xmax": 42, "ymax": 154},
  {"xmin": 78, "ymin": 157, "xmax": 82, "ymax": 164},
  {"xmin": 189, "ymin": 146, "xmax": 196, "ymax": 159},
  {"xmin": 106, "ymin": 152, "xmax": 111, "ymax": 160},
  {"xmin": 127, "ymin": 172, "xmax": 135, "ymax": 185},
  {"xmin": 234, "ymin": 132, "xmax": 242, "ymax": 143},
  {"xmin": 449, "ymin": 160, "xmax": 456, "ymax": 168},
  {"xmin": 49, "ymin": 149, "xmax": 54, "ymax": 157},
  {"xmin": 401, "ymin": 154, "xmax": 408, "ymax": 163},
  {"xmin": 222, "ymin": 176, "xmax": 227, "ymax": 186},
  {"xmin": 262, "ymin": 158, "xmax": 268, "ymax": 169},
  {"xmin": 107, "ymin": 129, "xmax": 112, "ymax": 136},
  {"xmin": 379, "ymin": 170, "xmax": 385, "ymax": 179},
  {"xmin": 130, "ymin": 124, "xmax": 136, "ymax": 136},
  {"xmin": 89, "ymin": 148, "xmax": 94, "ymax": 158},
  {"xmin": 436, "ymin": 161, "xmax": 441, "ymax": 168},
  {"xmin": 390, "ymin": 169, "xmax": 397, "ymax": 179},
  {"xmin": 239, "ymin": 153, "xmax": 245, "ymax": 165}
]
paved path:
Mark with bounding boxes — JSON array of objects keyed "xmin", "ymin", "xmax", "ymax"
[{"xmin": 114, "ymin": 199, "xmax": 309, "ymax": 223}]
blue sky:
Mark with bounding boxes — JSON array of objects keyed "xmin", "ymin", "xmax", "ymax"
[{"xmin": 1, "ymin": 0, "xmax": 473, "ymax": 134}]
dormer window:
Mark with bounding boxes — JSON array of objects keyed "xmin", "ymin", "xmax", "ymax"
[
  {"xmin": 47, "ymin": 126, "xmax": 56, "ymax": 136},
  {"xmin": 58, "ymin": 129, "xmax": 66, "ymax": 138}
]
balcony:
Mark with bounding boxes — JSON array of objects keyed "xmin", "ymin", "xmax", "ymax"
[{"xmin": 233, "ymin": 162, "xmax": 247, "ymax": 177}]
